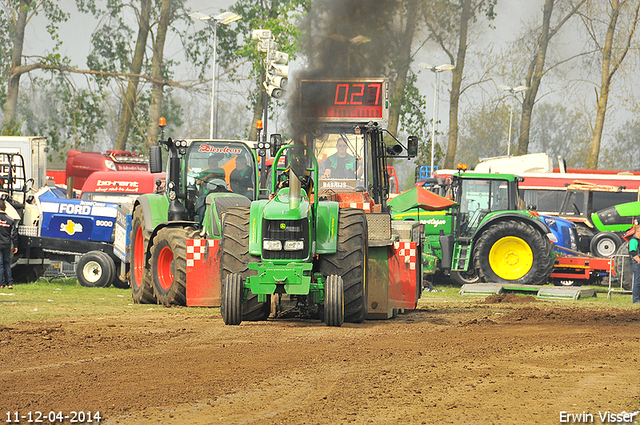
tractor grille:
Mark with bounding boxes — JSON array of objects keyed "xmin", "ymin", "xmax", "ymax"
[{"xmin": 262, "ymin": 218, "xmax": 309, "ymax": 260}]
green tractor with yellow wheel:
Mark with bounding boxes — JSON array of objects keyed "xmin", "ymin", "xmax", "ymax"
[
  {"xmin": 220, "ymin": 143, "xmax": 368, "ymax": 327},
  {"xmin": 393, "ymin": 171, "xmax": 555, "ymax": 286}
]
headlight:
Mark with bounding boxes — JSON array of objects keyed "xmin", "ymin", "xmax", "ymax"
[
  {"xmin": 543, "ymin": 216, "xmax": 556, "ymax": 229},
  {"xmin": 105, "ymin": 159, "xmax": 117, "ymax": 171},
  {"xmin": 547, "ymin": 232, "xmax": 558, "ymax": 244},
  {"xmin": 263, "ymin": 240, "xmax": 282, "ymax": 251},
  {"xmin": 284, "ymin": 240, "xmax": 304, "ymax": 251}
]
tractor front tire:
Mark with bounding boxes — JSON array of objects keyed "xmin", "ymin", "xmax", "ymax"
[
  {"xmin": 318, "ymin": 208, "xmax": 368, "ymax": 323},
  {"xmin": 450, "ymin": 268, "xmax": 480, "ymax": 286},
  {"xmin": 76, "ymin": 251, "xmax": 114, "ymax": 288},
  {"xmin": 96, "ymin": 251, "xmax": 117, "ymax": 288},
  {"xmin": 131, "ymin": 207, "xmax": 156, "ymax": 304},
  {"xmin": 221, "ymin": 274, "xmax": 243, "ymax": 325},
  {"xmin": 220, "ymin": 207, "xmax": 269, "ymax": 321},
  {"xmin": 150, "ymin": 226, "xmax": 198, "ymax": 306},
  {"xmin": 475, "ymin": 220, "xmax": 552, "ymax": 285},
  {"xmin": 324, "ymin": 275, "xmax": 344, "ymax": 327},
  {"xmin": 590, "ymin": 232, "xmax": 623, "ymax": 258}
]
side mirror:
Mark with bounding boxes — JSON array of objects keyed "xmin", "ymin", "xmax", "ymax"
[
  {"xmin": 149, "ymin": 146, "xmax": 163, "ymax": 173},
  {"xmin": 407, "ymin": 136, "xmax": 418, "ymax": 158},
  {"xmin": 386, "ymin": 144, "xmax": 403, "ymax": 156},
  {"xmin": 270, "ymin": 134, "xmax": 283, "ymax": 157}
]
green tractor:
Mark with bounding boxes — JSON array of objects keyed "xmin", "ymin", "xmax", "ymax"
[
  {"xmin": 130, "ymin": 135, "xmax": 261, "ymax": 307},
  {"xmin": 392, "ymin": 171, "xmax": 555, "ymax": 286},
  {"xmin": 220, "ymin": 143, "xmax": 368, "ymax": 326}
]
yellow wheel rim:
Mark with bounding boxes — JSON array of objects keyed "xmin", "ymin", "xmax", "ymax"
[{"xmin": 488, "ymin": 236, "xmax": 534, "ymax": 281}]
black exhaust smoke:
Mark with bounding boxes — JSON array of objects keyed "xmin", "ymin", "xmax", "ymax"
[{"xmin": 288, "ymin": 0, "xmax": 399, "ymax": 138}]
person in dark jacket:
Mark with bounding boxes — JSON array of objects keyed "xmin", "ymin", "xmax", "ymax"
[
  {"xmin": 629, "ymin": 224, "xmax": 640, "ymax": 303},
  {"xmin": 0, "ymin": 199, "xmax": 18, "ymax": 289},
  {"xmin": 229, "ymin": 156, "xmax": 254, "ymax": 199}
]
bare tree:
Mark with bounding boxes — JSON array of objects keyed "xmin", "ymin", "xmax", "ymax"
[
  {"xmin": 146, "ymin": 0, "xmax": 174, "ymax": 147},
  {"xmin": 387, "ymin": 0, "xmax": 422, "ymax": 138},
  {"xmin": 423, "ymin": 0, "xmax": 497, "ymax": 169},
  {"xmin": 516, "ymin": 0, "xmax": 587, "ymax": 155},
  {"xmin": 579, "ymin": 0, "xmax": 640, "ymax": 169},
  {"xmin": 115, "ymin": 0, "xmax": 151, "ymax": 150},
  {"xmin": 3, "ymin": 0, "xmax": 69, "ymax": 134}
]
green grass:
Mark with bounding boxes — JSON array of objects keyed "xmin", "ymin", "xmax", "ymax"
[
  {"xmin": 0, "ymin": 278, "xmax": 219, "ymax": 325},
  {"xmin": 1, "ymin": 277, "xmax": 637, "ymax": 325}
]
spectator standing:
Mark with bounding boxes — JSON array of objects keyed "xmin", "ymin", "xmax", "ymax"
[
  {"xmin": 0, "ymin": 199, "xmax": 18, "ymax": 289},
  {"xmin": 629, "ymin": 224, "xmax": 640, "ymax": 303}
]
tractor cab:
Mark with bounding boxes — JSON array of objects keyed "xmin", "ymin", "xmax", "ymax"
[
  {"xmin": 150, "ymin": 138, "xmax": 258, "ymax": 227},
  {"xmin": 454, "ymin": 172, "xmax": 520, "ymax": 238}
]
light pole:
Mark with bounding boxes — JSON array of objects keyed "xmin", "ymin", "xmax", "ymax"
[
  {"xmin": 190, "ymin": 11, "xmax": 241, "ymax": 139},
  {"xmin": 420, "ymin": 63, "xmax": 454, "ymax": 177},
  {"xmin": 500, "ymin": 85, "xmax": 528, "ymax": 157}
]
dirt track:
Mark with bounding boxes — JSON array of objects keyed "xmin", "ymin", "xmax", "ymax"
[{"xmin": 2, "ymin": 295, "xmax": 640, "ymax": 424}]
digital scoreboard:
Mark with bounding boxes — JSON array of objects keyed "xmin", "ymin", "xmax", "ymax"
[{"xmin": 299, "ymin": 79, "xmax": 389, "ymax": 122}]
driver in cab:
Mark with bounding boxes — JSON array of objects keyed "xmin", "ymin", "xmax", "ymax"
[
  {"xmin": 321, "ymin": 137, "xmax": 362, "ymax": 179},
  {"xmin": 229, "ymin": 155, "xmax": 254, "ymax": 198},
  {"xmin": 198, "ymin": 156, "xmax": 225, "ymax": 184}
]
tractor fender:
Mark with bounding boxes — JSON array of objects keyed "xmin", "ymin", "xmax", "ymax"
[
  {"xmin": 315, "ymin": 201, "xmax": 340, "ymax": 254},
  {"xmin": 473, "ymin": 211, "xmax": 551, "ymax": 241},
  {"xmin": 133, "ymin": 194, "xmax": 170, "ymax": 234},
  {"xmin": 132, "ymin": 193, "xmax": 174, "ymax": 265},
  {"xmin": 248, "ymin": 200, "xmax": 270, "ymax": 256}
]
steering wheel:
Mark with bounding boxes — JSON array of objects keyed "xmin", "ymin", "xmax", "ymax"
[{"xmin": 206, "ymin": 178, "xmax": 228, "ymax": 192}]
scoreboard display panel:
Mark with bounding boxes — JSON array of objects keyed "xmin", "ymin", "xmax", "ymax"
[{"xmin": 299, "ymin": 79, "xmax": 389, "ymax": 122}]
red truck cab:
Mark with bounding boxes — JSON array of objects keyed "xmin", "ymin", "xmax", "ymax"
[
  {"xmin": 80, "ymin": 171, "xmax": 165, "ymax": 205},
  {"xmin": 66, "ymin": 150, "xmax": 148, "ymax": 191}
]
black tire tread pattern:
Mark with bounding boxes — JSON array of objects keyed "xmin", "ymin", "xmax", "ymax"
[
  {"xmin": 130, "ymin": 207, "xmax": 156, "ymax": 304},
  {"xmin": 318, "ymin": 208, "xmax": 368, "ymax": 323},
  {"xmin": 221, "ymin": 274, "xmax": 243, "ymax": 325},
  {"xmin": 324, "ymin": 275, "xmax": 344, "ymax": 327},
  {"xmin": 475, "ymin": 219, "xmax": 553, "ymax": 285},
  {"xmin": 220, "ymin": 207, "xmax": 269, "ymax": 321},
  {"xmin": 151, "ymin": 226, "xmax": 198, "ymax": 306},
  {"xmin": 95, "ymin": 251, "xmax": 116, "ymax": 288}
]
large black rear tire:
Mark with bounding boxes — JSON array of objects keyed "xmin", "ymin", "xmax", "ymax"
[
  {"xmin": 318, "ymin": 208, "xmax": 368, "ymax": 323},
  {"xmin": 221, "ymin": 274, "xmax": 243, "ymax": 325},
  {"xmin": 220, "ymin": 207, "xmax": 269, "ymax": 321},
  {"xmin": 150, "ymin": 226, "xmax": 198, "ymax": 306},
  {"xmin": 324, "ymin": 275, "xmax": 344, "ymax": 327},
  {"xmin": 475, "ymin": 219, "xmax": 553, "ymax": 285},
  {"xmin": 130, "ymin": 207, "xmax": 156, "ymax": 304}
]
